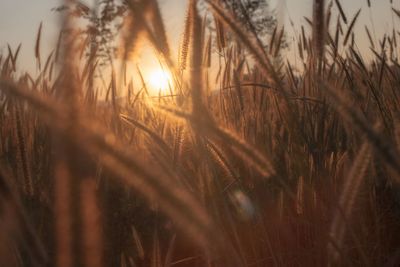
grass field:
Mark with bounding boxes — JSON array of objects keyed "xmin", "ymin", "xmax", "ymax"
[{"xmin": 1, "ymin": 0, "xmax": 400, "ymax": 266}]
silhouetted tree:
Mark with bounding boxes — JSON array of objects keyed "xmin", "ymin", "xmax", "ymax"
[
  {"xmin": 202, "ymin": 0, "xmax": 286, "ymax": 52},
  {"xmin": 53, "ymin": 0, "xmax": 127, "ymax": 66},
  {"xmin": 221, "ymin": 0, "xmax": 277, "ymax": 40}
]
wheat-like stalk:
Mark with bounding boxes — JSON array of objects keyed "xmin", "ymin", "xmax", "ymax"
[{"xmin": 328, "ymin": 141, "xmax": 371, "ymax": 264}]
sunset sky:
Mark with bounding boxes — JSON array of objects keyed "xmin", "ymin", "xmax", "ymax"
[{"xmin": 0, "ymin": 0, "xmax": 398, "ymax": 74}]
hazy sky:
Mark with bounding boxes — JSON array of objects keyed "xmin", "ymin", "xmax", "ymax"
[{"xmin": 0, "ymin": 0, "xmax": 398, "ymax": 73}]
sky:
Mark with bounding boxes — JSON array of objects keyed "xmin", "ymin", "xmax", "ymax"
[{"xmin": 0, "ymin": 0, "xmax": 399, "ymax": 75}]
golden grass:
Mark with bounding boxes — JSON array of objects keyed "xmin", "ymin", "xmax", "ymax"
[{"xmin": 0, "ymin": 0, "xmax": 400, "ymax": 266}]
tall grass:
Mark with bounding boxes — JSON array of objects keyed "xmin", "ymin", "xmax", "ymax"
[{"xmin": 0, "ymin": 0, "xmax": 400, "ymax": 266}]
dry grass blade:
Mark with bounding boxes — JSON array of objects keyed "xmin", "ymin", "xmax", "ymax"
[
  {"xmin": 365, "ymin": 26, "xmax": 375, "ymax": 48},
  {"xmin": 203, "ymin": 34, "xmax": 212, "ymax": 67},
  {"xmin": 131, "ymin": 226, "xmax": 145, "ymax": 260},
  {"xmin": 120, "ymin": 113, "xmax": 171, "ymax": 154},
  {"xmin": 7, "ymin": 44, "xmax": 21, "ymax": 71},
  {"xmin": 214, "ymin": 15, "xmax": 226, "ymax": 52},
  {"xmin": 343, "ymin": 9, "xmax": 361, "ymax": 46},
  {"xmin": 328, "ymin": 142, "xmax": 371, "ymax": 264},
  {"xmin": 274, "ymin": 27, "xmax": 285, "ymax": 57},
  {"xmin": 164, "ymin": 234, "xmax": 176, "ymax": 267},
  {"xmin": 296, "ymin": 176, "xmax": 304, "ymax": 215},
  {"xmin": 206, "ymin": 140, "xmax": 237, "ymax": 188},
  {"xmin": 269, "ymin": 26, "xmax": 278, "ymax": 55},
  {"xmin": 233, "ymin": 70, "xmax": 244, "ymax": 111},
  {"xmin": 151, "ymin": 230, "xmax": 161, "ymax": 267},
  {"xmin": 393, "ymin": 7, "xmax": 400, "ymax": 19},
  {"xmin": 35, "ymin": 22, "xmax": 43, "ymax": 70},
  {"xmin": 335, "ymin": 0, "xmax": 347, "ymax": 24}
]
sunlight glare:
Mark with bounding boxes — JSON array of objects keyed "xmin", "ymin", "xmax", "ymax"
[{"xmin": 148, "ymin": 69, "xmax": 173, "ymax": 93}]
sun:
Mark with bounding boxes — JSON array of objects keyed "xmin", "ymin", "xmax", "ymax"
[{"xmin": 148, "ymin": 69, "xmax": 173, "ymax": 93}]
